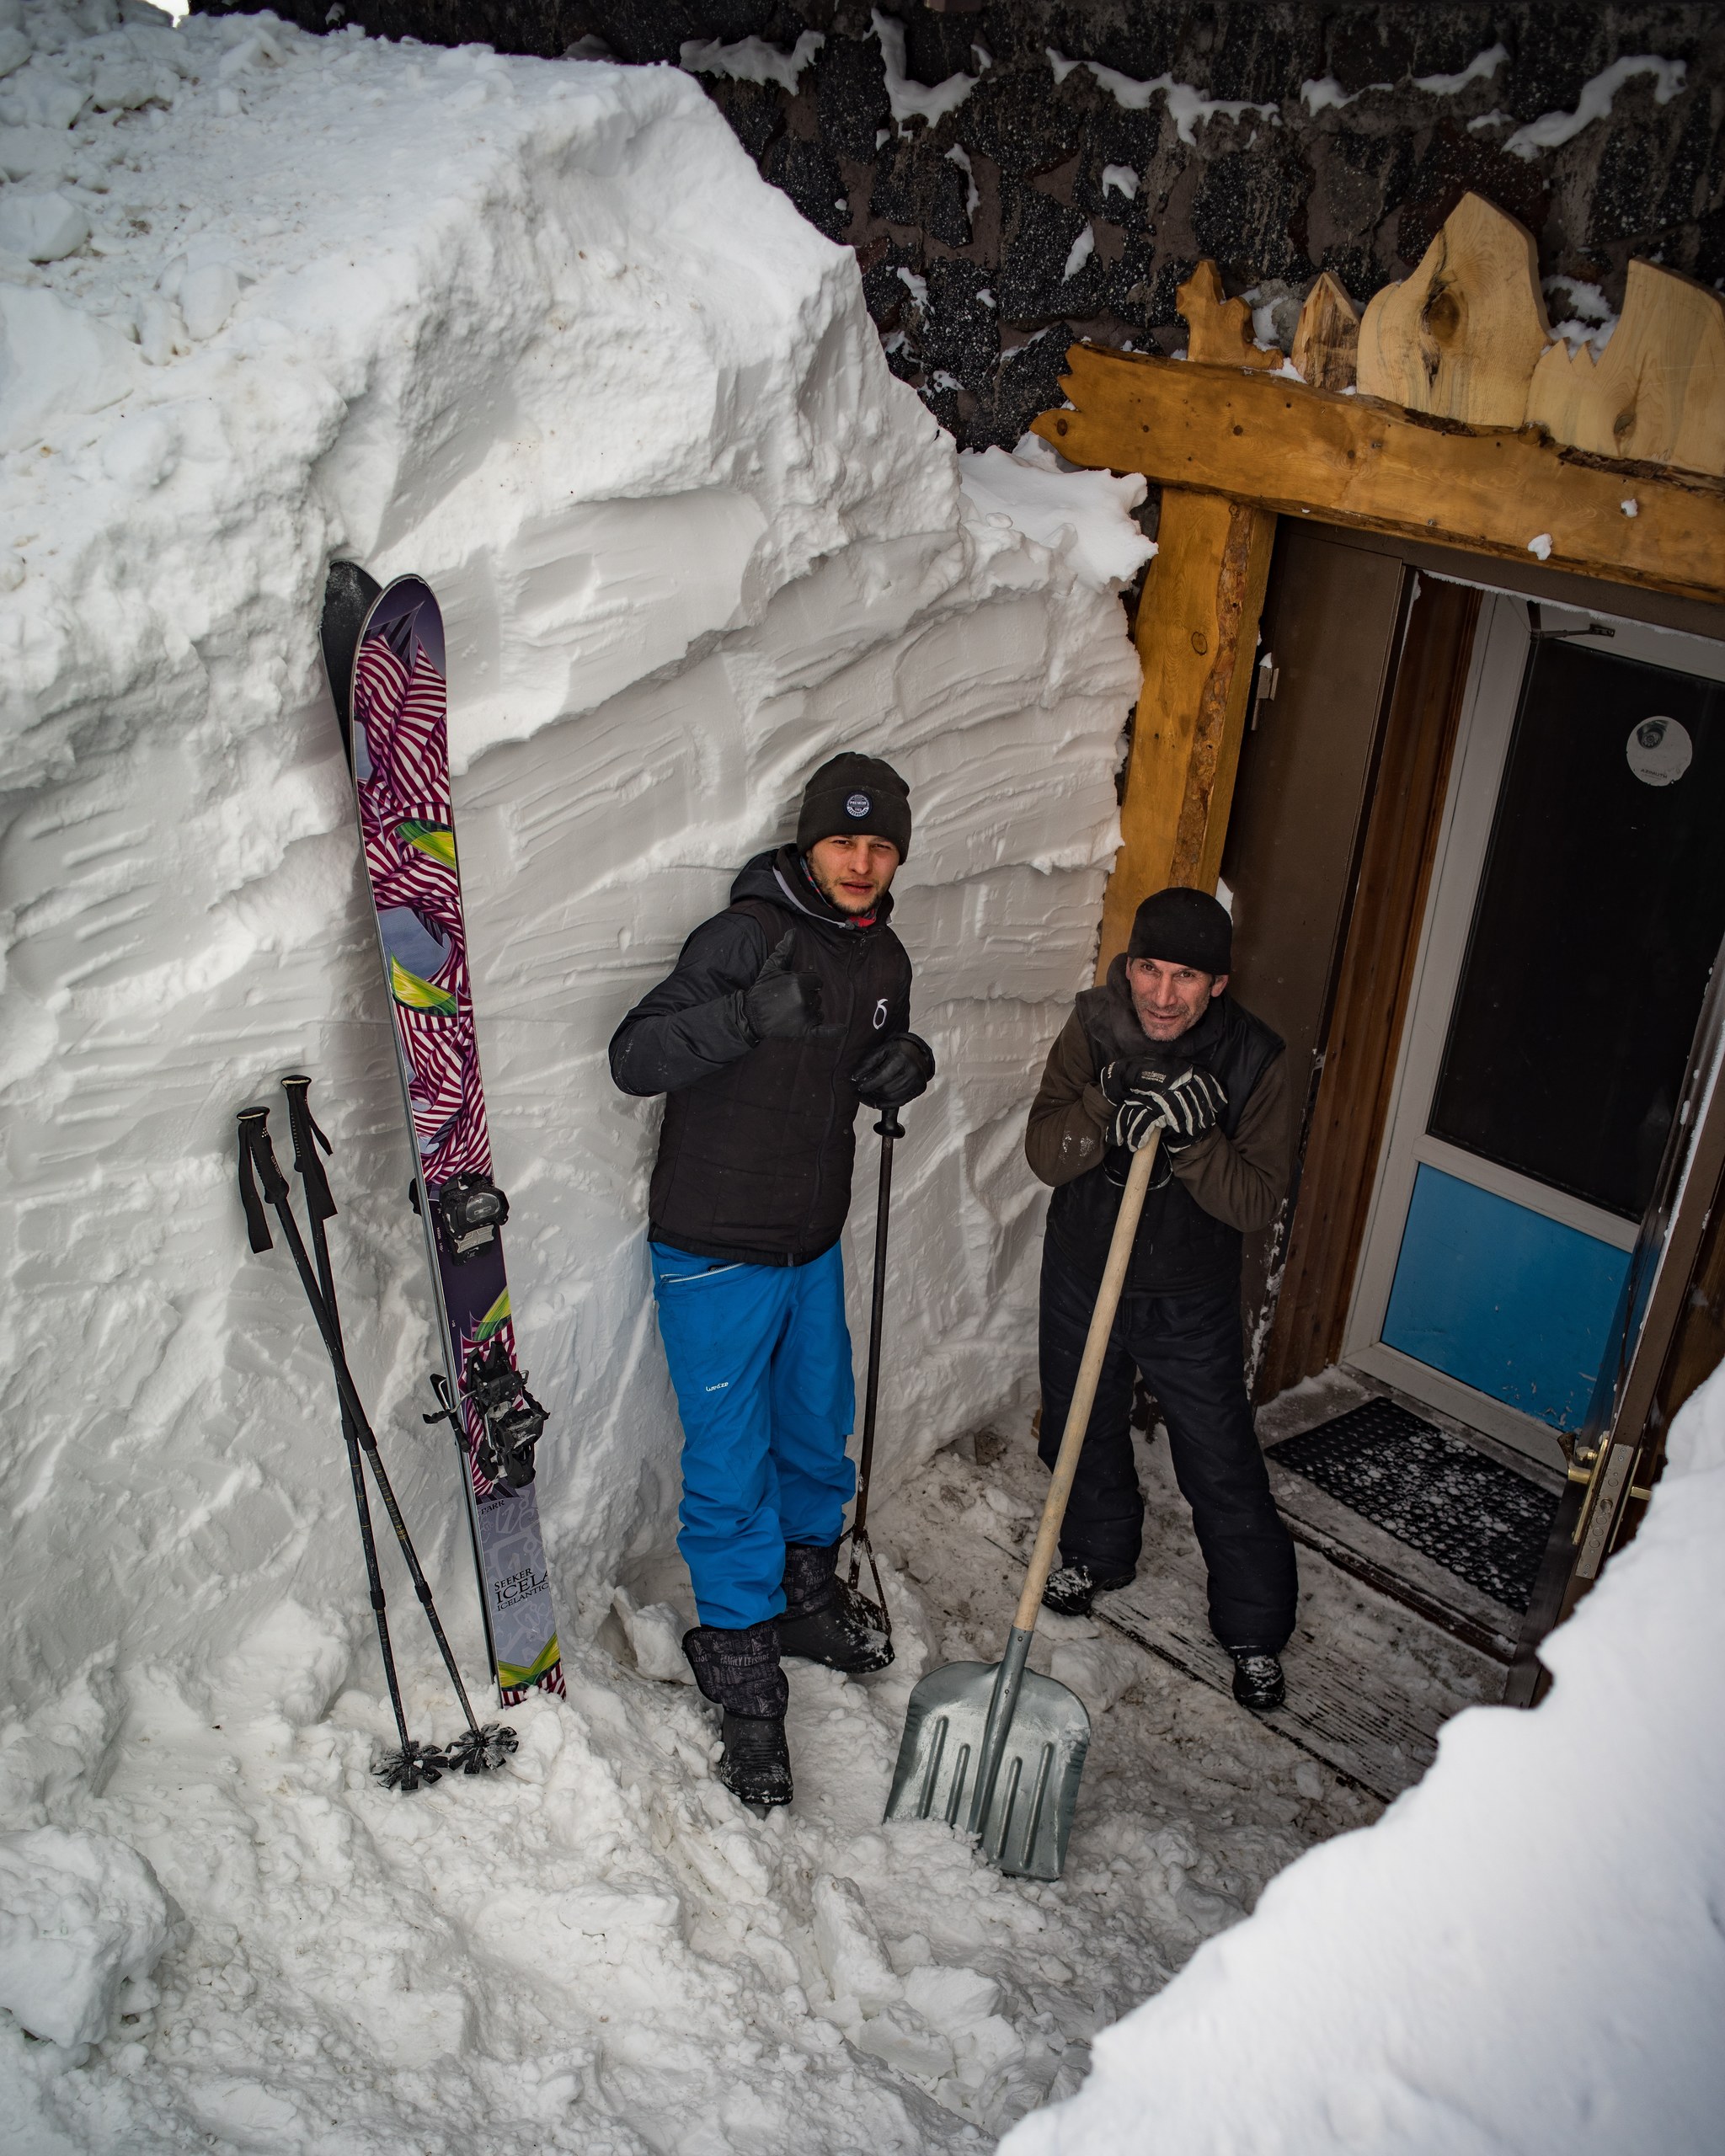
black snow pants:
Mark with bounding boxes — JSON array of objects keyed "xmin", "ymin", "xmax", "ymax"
[{"xmin": 1036, "ymin": 1233, "xmax": 1298, "ymax": 1653}]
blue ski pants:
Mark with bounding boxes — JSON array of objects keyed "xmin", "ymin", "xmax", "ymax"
[{"xmin": 649, "ymin": 1240, "xmax": 857, "ymax": 1630}]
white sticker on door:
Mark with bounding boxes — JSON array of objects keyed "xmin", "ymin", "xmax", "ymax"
[{"xmin": 1626, "ymin": 716, "xmax": 1692, "ymax": 787}]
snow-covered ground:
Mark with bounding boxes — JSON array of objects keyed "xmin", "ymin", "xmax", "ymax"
[
  {"xmin": 1, "ymin": 1420, "xmax": 1375, "ymax": 2153},
  {"xmin": 5, "ymin": 8, "xmax": 1723, "ymax": 2155}
]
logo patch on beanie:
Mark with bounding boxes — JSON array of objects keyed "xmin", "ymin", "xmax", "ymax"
[{"xmin": 846, "ymin": 792, "xmax": 872, "ymax": 819}]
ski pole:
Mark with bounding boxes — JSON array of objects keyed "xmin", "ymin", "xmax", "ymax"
[
  {"xmin": 846, "ymin": 1103, "xmax": 900, "ymax": 1636},
  {"xmin": 279, "ymin": 1076, "xmax": 425, "ymax": 1789},
  {"xmin": 238, "ymin": 1105, "xmax": 515, "ymax": 1778}
]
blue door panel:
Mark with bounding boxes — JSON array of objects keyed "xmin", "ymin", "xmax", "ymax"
[{"xmin": 1382, "ymin": 1165, "xmax": 1632, "ymax": 1432}]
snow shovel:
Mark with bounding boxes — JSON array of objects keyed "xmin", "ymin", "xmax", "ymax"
[{"xmin": 884, "ymin": 1132, "xmax": 1161, "ymax": 1880}]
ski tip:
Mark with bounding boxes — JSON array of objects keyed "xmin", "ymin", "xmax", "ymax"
[{"xmin": 320, "ymin": 560, "xmax": 384, "ymax": 744}]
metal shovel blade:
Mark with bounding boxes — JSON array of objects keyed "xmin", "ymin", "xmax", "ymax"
[{"xmin": 884, "ymin": 1657, "xmax": 1090, "ymax": 1881}]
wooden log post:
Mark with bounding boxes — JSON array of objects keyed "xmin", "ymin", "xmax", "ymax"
[{"xmin": 1096, "ymin": 490, "xmax": 1276, "ymax": 974}]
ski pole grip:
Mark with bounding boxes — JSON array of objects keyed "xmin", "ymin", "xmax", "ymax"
[
  {"xmin": 874, "ymin": 1104, "xmax": 905, "ymax": 1139},
  {"xmin": 280, "ymin": 1073, "xmax": 337, "ymax": 1223},
  {"xmin": 236, "ymin": 1107, "xmax": 280, "ymax": 1253}
]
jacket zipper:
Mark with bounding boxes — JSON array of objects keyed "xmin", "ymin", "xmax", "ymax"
[{"xmin": 804, "ymin": 936, "xmax": 863, "ymax": 1253}]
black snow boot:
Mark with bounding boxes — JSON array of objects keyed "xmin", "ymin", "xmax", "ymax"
[
  {"xmin": 1042, "ymin": 1560, "xmax": 1135, "ymax": 1618},
  {"xmin": 1230, "ymin": 1649, "xmax": 1285, "ymax": 1712},
  {"xmin": 776, "ymin": 1540, "xmax": 893, "ymax": 1673},
  {"xmin": 682, "ymin": 1620, "xmax": 793, "ymax": 1806}
]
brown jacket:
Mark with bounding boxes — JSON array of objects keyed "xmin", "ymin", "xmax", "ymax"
[{"xmin": 1027, "ymin": 989, "xmax": 1293, "ymax": 1236}]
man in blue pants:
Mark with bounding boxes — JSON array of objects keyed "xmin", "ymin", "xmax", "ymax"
[{"xmin": 609, "ymin": 754, "xmax": 934, "ymax": 1806}]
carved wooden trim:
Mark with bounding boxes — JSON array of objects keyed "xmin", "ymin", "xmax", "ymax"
[
  {"xmin": 1290, "ymin": 271, "xmax": 1360, "ymax": 395},
  {"xmin": 1527, "ymin": 258, "xmax": 1725, "ymax": 477},
  {"xmin": 1176, "ymin": 260, "xmax": 1279, "ymax": 371},
  {"xmin": 1357, "ymin": 192, "xmax": 1552, "ymax": 429}
]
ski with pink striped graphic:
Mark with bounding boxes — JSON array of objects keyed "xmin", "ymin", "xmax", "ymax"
[{"xmin": 323, "ymin": 566, "xmax": 563, "ymax": 1705}]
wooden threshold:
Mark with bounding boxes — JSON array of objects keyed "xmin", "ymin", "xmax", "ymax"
[
  {"xmin": 1092, "ymin": 1541, "xmax": 1503, "ymax": 1806},
  {"xmin": 987, "ymin": 1435, "xmax": 1507, "ymax": 1805}
]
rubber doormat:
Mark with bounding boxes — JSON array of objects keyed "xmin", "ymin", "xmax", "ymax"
[{"xmin": 1268, "ymin": 1398, "xmax": 1560, "ymax": 1613}]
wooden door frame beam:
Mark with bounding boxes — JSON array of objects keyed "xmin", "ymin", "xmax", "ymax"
[
  {"xmin": 1033, "ymin": 347, "xmax": 1725, "ymax": 606},
  {"xmin": 1099, "ymin": 492, "xmax": 1274, "ymax": 972}
]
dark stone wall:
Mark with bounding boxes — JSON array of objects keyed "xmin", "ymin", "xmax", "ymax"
[{"xmin": 197, "ymin": 3, "xmax": 1725, "ymax": 449}]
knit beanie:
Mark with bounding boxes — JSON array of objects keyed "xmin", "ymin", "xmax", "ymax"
[
  {"xmin": 797, "ymin": 753, "xmax": 912, "ymax": 862},
  {"xmin": 1127, "ymin": 887, "xmax": 1232, "ymax": 974}
]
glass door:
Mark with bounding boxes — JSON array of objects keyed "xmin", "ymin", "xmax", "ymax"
[{"xmin": 1347, "ymin": 594, "xmax": 1725, "ymax": 1466}]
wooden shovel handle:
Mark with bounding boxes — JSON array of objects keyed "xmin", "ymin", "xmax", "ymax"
[{"xmin": 1013, "ymin": 1133, "xmax": 1160, "ymax": 1633}]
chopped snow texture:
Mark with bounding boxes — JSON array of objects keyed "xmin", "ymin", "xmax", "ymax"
[
  {"xmin": 0, "ymin": 1825, "xmax": 172, "ymax": 2051},
  {"xmin": 1001, "ymin": 1359, "xmax": 1725, "ymax": 2156},
  {"xmin": 959, "ymin": 436, "xmax": 1154, "ymax": 596},
  {"xmin": 0, "ymin": 0, "xmax": 1139, "ymax": 2092}
]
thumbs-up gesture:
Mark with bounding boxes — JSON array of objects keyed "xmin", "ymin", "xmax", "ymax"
[{"xmin": 740, "ymin": 931, "xmax": 825, "ymax": 1043}]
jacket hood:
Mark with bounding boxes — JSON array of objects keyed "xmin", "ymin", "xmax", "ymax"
[{"xmin": 730, "ymin": 844, "xmax": 896, "ymax": 934}]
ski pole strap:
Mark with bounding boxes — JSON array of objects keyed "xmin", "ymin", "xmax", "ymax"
[
  {"xmin": 846, "ymin": 1524, "xmax": 893, "ymax": 1641},
  {"xmin": 236, "ymin": 1107, "xmax": 287, "ymax": 1253},
  {"xmin": 280, "ymin": 1073, "xmax": 337, "ymax": 1225},
  {"xmin": 424, "ymin": 1371, "xmax": 463, "ymax": 1433}
]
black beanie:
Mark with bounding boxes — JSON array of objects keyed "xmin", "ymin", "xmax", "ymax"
[
  {"xmin": 797, "ymin": 752, "xmax": 912, "ymax": 862},
  {"xmin": 1127, "ymin": 887, "xmax": 1232, "ymax": 974}
]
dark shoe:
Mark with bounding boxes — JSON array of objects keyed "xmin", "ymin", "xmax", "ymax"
[
  {"xmin": 777, "ymin": 1540, "xmax": 893, "ymax": 1673},
  {"xmin": 683, "ymin": 1620, "xmax": 794, "ymax": 1807},
  {"xmin": 1230, "ymin": 1649, "xmax": 1285, "ymax": 1712},
  {"xmin": 717, "ymin": 1710, "xmax": 793, "ymax": 1806},
  {"xmin": 1042, "ymin": 1561, "xmax": 1134, "ymax": 1617}
]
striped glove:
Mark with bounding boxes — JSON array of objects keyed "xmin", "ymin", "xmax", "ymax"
[{"xmin": 1102, "ymin": 1062, "xmax": 1226, "ymax": 1155}]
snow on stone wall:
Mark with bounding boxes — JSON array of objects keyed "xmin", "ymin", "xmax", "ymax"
[
  {"xmin": 0, "ymin": 8, "xmax": 1143, "ymax": 1716},
  {"xmin": 999, "ymin": 1364, "xmax": 1725, "ymax": 2156},
  {"xmin": 217, "ymin": 1, "xmax": 1725, "ymax": 454}
]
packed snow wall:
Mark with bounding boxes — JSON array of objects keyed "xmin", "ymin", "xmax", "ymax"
[{"xmin": 0, "ymin": 8, "xmax": 1146, "ymax": 1714}]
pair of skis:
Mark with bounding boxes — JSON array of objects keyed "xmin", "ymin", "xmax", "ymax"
[
  {"xmin": 239, "ymin": 571, "xmax": 563, "ymax": 1785},
  {"xmin": 317, "ymin": 567, "xmax": 563, "ymax": 1712}
]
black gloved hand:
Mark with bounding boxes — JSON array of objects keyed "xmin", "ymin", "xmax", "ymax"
[
  {"xmin": 851, "ymin": 1031, "xmax": 936, "ymax": 1109},
  {"xmin": 740, "ymin": 931, "xmax": 825, "ymax": 1043},
  {"xmin": 1104, "ymin": 1062, "xmax": 1226, "ymax": 1154}
]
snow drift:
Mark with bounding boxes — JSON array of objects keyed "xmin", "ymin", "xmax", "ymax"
[
  {"xmin": 0, "ymin": 5, "xmax": 1143, "ymax": 1710},
  {"xmin": 1000, "ymin": 1362, "xmax": 1725, "ymax": 2156}
]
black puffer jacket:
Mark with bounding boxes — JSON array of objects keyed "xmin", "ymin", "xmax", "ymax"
[{"xmin": 609, "ymin": 846, "xmax": 913, "ymax": 1265}]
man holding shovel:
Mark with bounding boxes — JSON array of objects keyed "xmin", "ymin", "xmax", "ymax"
[
  {"xmin": 1024, "ymin": 886, "xmax": 1298, "ymax": 1710},
  {"xmin": 610, "ymin": 754, "xmax": 934, "ymax": 1806}
]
